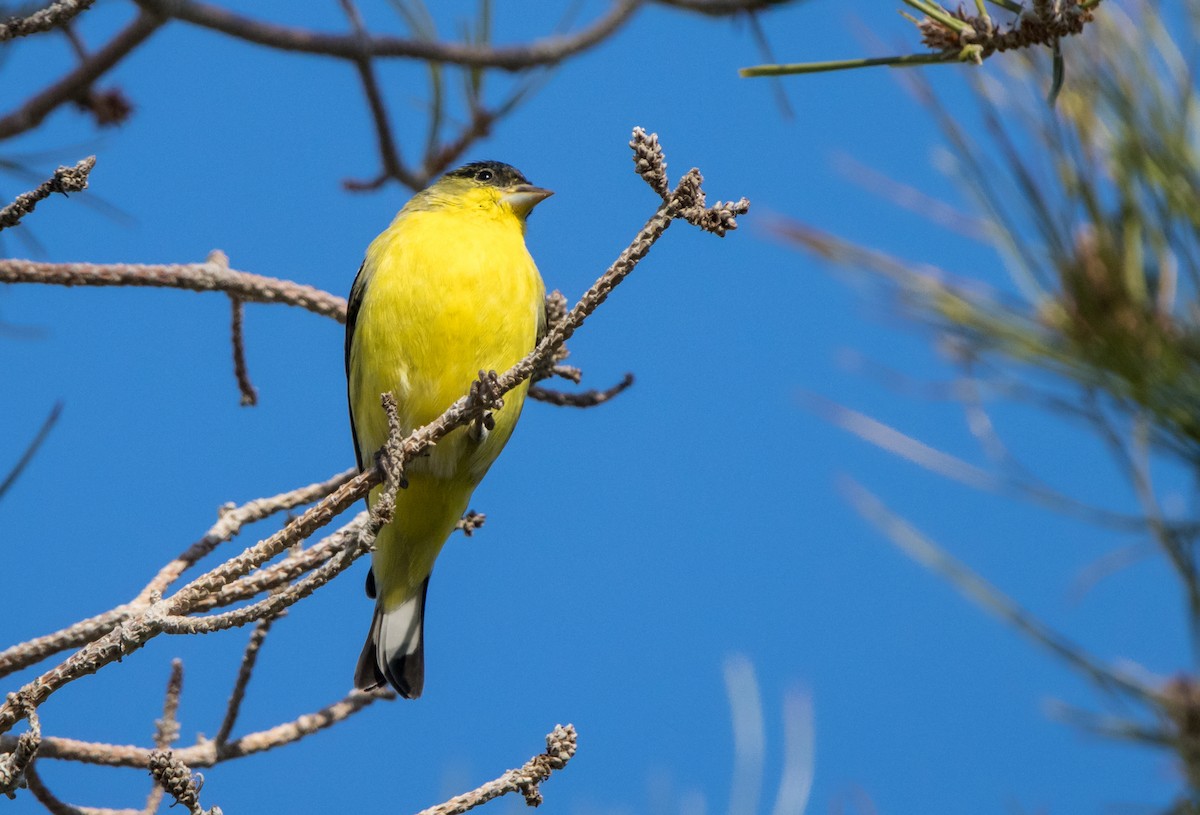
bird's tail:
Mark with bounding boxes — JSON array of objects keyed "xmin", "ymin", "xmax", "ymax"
[{"xmin": 353, "ymin": 577, "xmax": 429, "ymax": 698}]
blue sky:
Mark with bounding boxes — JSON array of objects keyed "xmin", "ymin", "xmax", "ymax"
[{"xmin": 0, "ymin": 1, "xmax": 1186, "ymax": 813}]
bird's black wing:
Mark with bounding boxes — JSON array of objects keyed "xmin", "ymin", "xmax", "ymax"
[
  {"xmin": 346, "ymin": 261, "xmax": 376, "ymax": 600},
  {"xmin": 345, "ymin": 260, "xmax": 367, "ymax": 474}
]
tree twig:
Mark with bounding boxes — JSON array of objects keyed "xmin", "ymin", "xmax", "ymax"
[
  {"xmin": 214, "ymin": 620, "xmax": 271, "ymax": 748},
  {"xmin": 656, "ymin": 0, "xmax": 791, "ymax": 13},
  {"xmin": 132, "ymin": 0, "xmax": 639, "ymax": 69},
  {"xmin": 337, "ymin": 0, "xmax": 418, "ymax": 191},
  {"xmin": 0, "ymin": 401, "xmax": 63, "ymax": 503},
  {"xmin": 142, "ymin": 660, "xmax": 183, "ymax": 815},
  {"xmin": 0, "ymin": 0, "xmax": 97, "ymax": 42},
  {"xmin": 0, "ymin": 257, "xmax": 348, "ymax": 323},
  {"xmin": 529, "ymin": 373, "xmax": 635, "ymax": 408},
  {"xmin": 0, "ymin": 469, "xmax": 355, "ymax": 680},
  {"xmin": 412, "ymin": 725, "xmax": 577, "ymax": 815},
  {"xmin": 0, "ymin": 698, "xmax": 39, "ymax": 796},
  {"xmin": 0, "ymin": 157, "xmax": 95, "ymax": 231},
  {"xmin": 4, "ymin": 688, "xmax": 393, "ymax": 768},
  {"xmin": 25, "ymin": 761, "xmax": 140, "ymax": 815},
  {"xmin": 0, "ymin": 12, "xmax": 163, "ymax": 140},
  {"xmin": 739, "ymin": 0, "xmax": 1096, "ymax": 76},
  {"xmin": 227, "ymin": 294, "xmax": 258, "ymax": 407}
]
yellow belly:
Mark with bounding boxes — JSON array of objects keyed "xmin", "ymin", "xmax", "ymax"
[{"xmin": 348, "ymin": 205, "xmax": 544, "ymax": 608}]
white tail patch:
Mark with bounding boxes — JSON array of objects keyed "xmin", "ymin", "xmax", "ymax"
[
  {"xmin": 381, "ymin": 594, "xmax": 423, "ymax": 656},
  {"xmin": 354, "ymin": 578, "xmax": 429, "ymax": 698}
]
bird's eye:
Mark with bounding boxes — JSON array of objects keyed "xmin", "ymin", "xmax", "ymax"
[{"xmin": 475, "ymin": 168, "xmax": 494, "ymax": 182}]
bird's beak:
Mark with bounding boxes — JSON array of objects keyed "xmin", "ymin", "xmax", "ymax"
[{"xmin": 502, "ymin": 184, "xmax": 554, "ymax": 218}]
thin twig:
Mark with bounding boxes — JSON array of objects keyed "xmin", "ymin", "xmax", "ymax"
[
  {"xmin": 227, "ymin": 294, "xmax": 258, "ymax": 407},
  {"xmin": 0, "ymin": 157, "xmax": 95, "ymax": 231},
  {"xmin": 134, "ymin": 468, "xmax": 358, "ymax": 605},
  {"xmin": 0, "ymin": 469, "xmax": 355, "ymax": 680},
  {"xmin": 407, "ymin": 69, "xmax": 551, "ymax": 190},
  {"xmin": 0, "ymin": 401, "xmax": 63, "ymax": 503},
  {"xmin": 132, "ymin": 0, "xmax": 639, "ymax": 69},
  {"xmin": 655, "ymin": 0, "xmax": 793, "ymax": 11},
  {"xmin": 25, "ymin": 762, "xmax": 141, "ymax": 815},
  {"xmin": 0, "ymin": 698, "xmax": 39, "ymax": 796},
  {"xmin": 194, "ymin": 515, "xmax": 365, "ymax": 615},
  {"xmin": 154, "ymin": 661, "xmax": 183, "ymax": 750},
  {"xmin": 4, "ymin": 688, "xmax": 393, "ymax": 768},
  {"xmin": 528, "ymin": 373, "xmax": 635, "ymax": 407},
  {"xmin": 0, "ymin": 0, "xmax": 96, "ymax": 42},
  {"xmin": 0, "ymin": 12, "xmax": 163, "ymax": 140},
  {"xmin": 739, "ymin": 0, "xmax": 1097, "ymax": 76},
  {"xmin": 143, "ymin": 660, "xmax": 183, "ymax": 815},
  {"xmin": 842, "ymin": 476, "xmax": 1158, "ymax": 704},
  {"xmin": 215, "ymin": 618, "xmax": 272, "ymax": 747},
  {"xmin": 338, "ymin": 0, "xmax": 417, "ymax": 191},
  {"xmin": 412, "ymin": 725, "xmax": 577, "ymax": 815},
  {"xmin": 0, "ymin": 257, "xmax": 348, "ymax": 323}
]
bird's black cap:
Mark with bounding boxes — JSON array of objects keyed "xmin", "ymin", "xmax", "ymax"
[{"xmin": 444, "ymin": 161, "xmax": 530, "ymax": 188}]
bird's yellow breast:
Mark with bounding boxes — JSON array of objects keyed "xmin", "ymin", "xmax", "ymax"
[{"xmin": 349, "ymin": 204, "xmax": 544, "ymax": 482}]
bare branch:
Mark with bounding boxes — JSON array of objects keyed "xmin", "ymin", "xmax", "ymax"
[
  {"xmin": 547, "ymin": 365, "xmax": 582, "ymax": 384},
  {"xmin": 213, "ymin": 622, "xmax": 269, "ymax": 748},
  {"xmin": 226, "ymin": 293, "xmax": 258, "ymax": 407},
  {"xmin": 740, "ymin": 0, "xmax": 1096, "ymax": 76},
  {"xmin": 0, "ymin": 12, "xmax": 163, "ymax": 141},
  {"xmin": 0, "ymin": 0, "xmax": 96, "ymax": 42},
  {"xmin": 0, "ymin": 257, "xmax": 348, "ymax": 323},
  {"xmin": 134, "ymin": 468, "xmax": 358, "ymax": 605},
  {"xmin": 655, "ymin": 0, "xmax": 791, "ymax": 14},
  {"xmin": 25, "ymin": 761, "xmax": 140, "ymax": 815},
  {"xmin": 195, "ymin": 515, "xmax": 364, "ymax": 615},
  {"xmin": 529, "ymin": 373, "xmax": 635, "ymax": 408},
  {"xmin": 0, "ymin": 464, "xmax": 376, "ymax": 735},
  {"xmin": 0, "ymin": 157, "xmax": 95, "ymax": 231},
  {"xmin": 203, "ymin": 688, "xmax": 392, "ymax": 764},
  {"xmin": 0, "ymin": 469, "xmax": 355, "ymax": 680},
  {"xmin": 156, "ymin": 536, "xmax": 363, "ymax": 636},
  {"xmin": 4, "ymin": 688, "xmax": 393, "ymax": 768},
  {"xmin": 0, "ymin": 607, "xmax": 129, "ymax": 683},
  {"xmin": 0, "ymin": 698, "xmax": 39, "ymax": 796},
  {"xmin": 337, "ymin": 0, "xmax": 418, "ymax": 191},
  {"xmin": 142, "ymin": 660, "xmax": 183, "ymax": 815},
  {"xmin": 132, "ymin": 0, "xmax": 639, "ymax": 69},
  {"xmin": 153, "ymin": 661, "xmax": 183, "ymax": 751},
  {"xmin": 413, "ymin": 725, "xmax": 577, "ymax": 815}
]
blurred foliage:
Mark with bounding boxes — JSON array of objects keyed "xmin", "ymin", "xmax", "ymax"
[
  {"xmin": 948, "ymin": 1, "xmax": 1200, "ymax": 460},
  {"xmin": 790, "ymin": 1, "xmax": 1200, "ymax": 458},
  {"xmin": 740, "ymin": 0, "xmax": 1099, "ymax": 93},
  {"xmin": 783, "ymin": 0, "xmax": 1200, "ymax": 808}
]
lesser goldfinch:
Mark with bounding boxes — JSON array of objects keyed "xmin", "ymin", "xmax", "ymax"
[{"xmin": 346, "ymin": 161, "xmax": 551, "ymax": 698}]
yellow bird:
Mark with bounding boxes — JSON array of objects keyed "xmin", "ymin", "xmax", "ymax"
[{"xmin": 346, "ymin": 161, "xmax": 551, "ymax": 698}]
